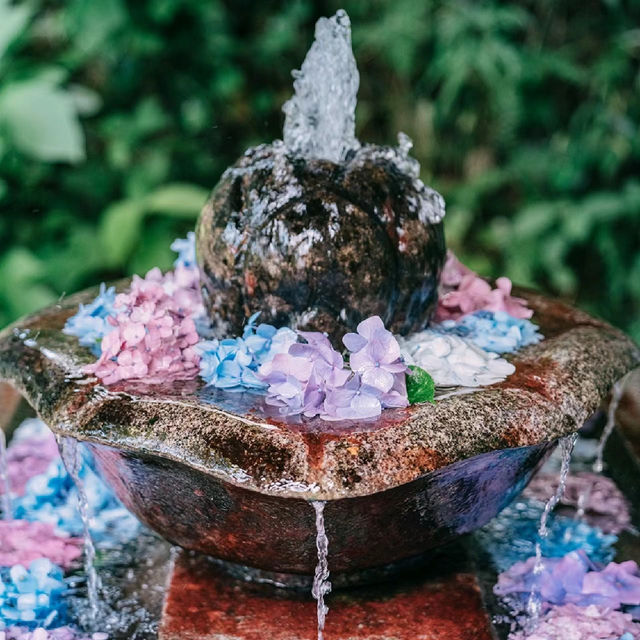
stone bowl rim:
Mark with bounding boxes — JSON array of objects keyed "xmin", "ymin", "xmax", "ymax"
[{"xmin": 0, "ymin": 279, "xmax": 638, "ymax": 501}]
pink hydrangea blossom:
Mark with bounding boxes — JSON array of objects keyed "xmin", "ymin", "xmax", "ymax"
[
  {"xmin": 508, "ymin": 603, "xmax": 640, "ymax": 640},
  {"xmin": 84, "ymin": 267, "xmax": 202, "ymax": 385},
  {"xmin": 524, "ymin": 471, "xmax": 631, "ymax": 534},
  {"xmin": 7, "ymin": 434, "xmax": 58, "ymax": 497},
  {"xmin": 435, "ymin": 252, "xmax": 532, "ymax": 321},
  {"xmin": 0, "ymin": 520, "xmax": 82, "ymax": 569}
]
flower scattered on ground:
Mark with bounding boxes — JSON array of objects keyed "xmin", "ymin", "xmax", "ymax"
[
  {"xmin": 84, "ymin": 267, "xmax": 201, "ymax": 385},
  {"xmin": 0, "ymin": 521, "xmax": 81, "ymax": 570},
  {"xmin": 436, "ymin": 251, "xmax": 533, "ymax": 322},
  {"xmin": 0, "ymin": 559, "xmax": 67, "ymax": 626},
  {"xmin": 523, "ymin": 471, "xmax": 631, "ymax": 535},
  {"xmin": 7, "ymin": 424, "xmax": 58, "ymax": 498},
  {"xmin": 258, "ymin": 316, "xmax": 408, "ymax": 420},
  {"xmin": 0, "ymin": 627, "xmax": 108, "ymax": 640},
  {"xmin": 397, "ymin": 330, "xmax": 515, "ymax": 387},
  {"xmin": 495, "ymin": 551, "xmax": 640, "ymax": 612},
  {"xmin": 435, "ymin": 310, "xmax": 542, "ymax": 354},
  {"xmin": 63, "ymin": 285, "xmax": 116, "ymax": 356},
  {"xmin": 476, "ymin": 498, "xmax": 617, "ymax": 572},
  {"xmin": 508, "ymin": 603, "xmax": 640, "ymax": 640},
  {"xmin": 197, "ymin": 313, "xmax": 297, "ymax": 391}
]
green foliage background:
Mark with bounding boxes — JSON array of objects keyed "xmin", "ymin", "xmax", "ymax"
[{"xmin": 1, "ymin": 0, "xmax": 639, "ymax": 340}]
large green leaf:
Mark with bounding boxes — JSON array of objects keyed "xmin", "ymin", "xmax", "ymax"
[
  {"xmin": 0, "ymin": 79, "xmax": 85, "ymax": 162},
  {"xmin": 145, "ymin": 183, "xmax": 209, "ymax": 218},
  {"xmin": 99, "ymin": 199, "xmax": 146, "ymax": 267},
  {"xmin": 0, "ymin": 0, "xmax": 31, "ymax": 60}
]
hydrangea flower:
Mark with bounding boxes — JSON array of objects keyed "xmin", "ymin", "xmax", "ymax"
[
  {"xmin": 0, "ymin": 522, "xmax": 81, "ymax": 570},
  {"xmin": 7, "ymin": 420, "xmax": 139, "ymax": 544},
  {"xmin": 344, "ymin": 316, "xmax": 409, "ymax": 400},
  {"xmin": 435, "ymin": 310, "xmax": 542, "ymax": 354},
  {"xmin": 0, "ymin": 559, "xmax": 66, "ymax": 627},
  {"xmin": 7, "ymin": 427, "xmax": 59, "ymax": 498},
  {"xmin": 0, "ymin": 627, "xmax": 107, "ymax": 640},
  {"xmin": 84, "ymin": 268, "xmax": 201, "ymax": 385},
  {"xmin": 495, "ymin": 551, "xmax": 640, "ymax": 612},
  {"xmin": 397, "ymin": 330, "xmax": 515, "ymax": 387},
  {"xmin": 508, "ymin": 603, "xmax": 640, "ymax": 640},
  {"xmin": 259, "ymin": 318, "xmax": 408, "ymax": 420},
  {"xmin": 436, "ymin": 251, "xmax": 533, "ymax": 322},
  {"xmin": 197, "ymin": 314, "xmax": 298, "ymax": 391},
  {"xmin": 170, "ymin": 231, "xmax": 197, "ymax": 269},
  {"xmin": 62, "ymin": 285, "xmax": 116, "ymax": 356},
  {"xmin": 475, "ymin": 498, "xmax": 617, "ymax": 572},
  {"xmin": 258, "ymin": 332, "xmax": 348, "ymax": 417},
  {"xmin": 523, "ymin": 471, "xmax": 631, "ymax": 535}
]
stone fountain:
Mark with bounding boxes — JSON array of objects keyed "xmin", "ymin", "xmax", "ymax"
[{"xmin": 0, "ymin": 9, "xmax": 639, "ymax": 640}]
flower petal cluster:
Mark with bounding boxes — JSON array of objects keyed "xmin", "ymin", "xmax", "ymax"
[
  {"xmin": 170, "ymin": 231, "xmax": 197, "ymax": 269},
  {"xmin": 84, "ymin": 267, "xmax": 201, "ymax": 385},
  {"xmin": 62, "ymin": 284, "xmax": 116, "ymax": 356},
  {"xmin": 197, "ymin": 313, "xmax": 298, "ymax": 390},
  {"xmin": 495, "ymin": 551, "xmax": 640, "ymax": 611},
  {"xmin": 259, "ymin": 317, "xmax": 408, "ymax": 420},
  {"xmin": 9, "ymin": 419, "xmax": 139, "ymax": 544},
  {"xmin": 397, "ymin": 330, "xmax": 515, "ymax": 387},
  {"xmin": 508, "ymin": 603, "xmax": 640, "ymax": 640},
  {"xmin": 0, "ymin": 559, "xmax": 66, "ymax": 626},
  {"xmin": 476, "ymin": 498, "xmax": 617, "ymax": 572},
  {"xmin": 0, "ymin": 522, "xmax": 81, "ymax": 571},
  {"xmin": 436, "ymin": 251, "xmax": 532, "ymax": 322},
  {"xmin": 7, "ymin": 426, "xmax": 59, "ymax": 498},
  {"xmin": 524, "ymin": 471, "xmax": 631, "ymax": 535},
  {"xmin": 1, "ymin": 627, "xmax": 107, "ymax": 640},
  {"xmin": 435, "ymin": 310, "xmax": 542, "ymax": 354}
]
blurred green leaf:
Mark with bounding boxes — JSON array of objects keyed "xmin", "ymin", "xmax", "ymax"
[
  {"xmin": 145, "ymin": 184, "xmax": 209, "ymax": 218},
  {"xmin": 0, "ymin": 0, "xmax": 31, "ymax": 60},
  {"xmin": 0, "ymin": 79, "xmax": 85, "ymax": 162}
]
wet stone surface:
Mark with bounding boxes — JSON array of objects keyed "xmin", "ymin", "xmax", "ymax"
[
  {"xmin": 0, "ymin": 284, "xmax": 638, "ymax": 574},
  {"xmin": 196, "ymin": 143, "xmax": 446, "ymax": 341},
  {"xmin": 159, "ymin": 544, "xmax": 493, "ymax": 640}
]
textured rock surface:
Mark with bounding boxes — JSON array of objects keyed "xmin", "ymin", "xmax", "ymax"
[
  {"xmin": 196, "ymin": 143, "xmax": 446, "ymax": 341},
  {"xmin": 0, "ymin": 283, "xmax": 638, "ymax": 573},
  {"xmin": 159, "ymin": 546, "xmax": 493, "ymax": 640}
]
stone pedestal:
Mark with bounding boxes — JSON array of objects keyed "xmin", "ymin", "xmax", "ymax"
[{"xmin": 159, "ymin": 546, "xmax": 493, "ymax": 640}]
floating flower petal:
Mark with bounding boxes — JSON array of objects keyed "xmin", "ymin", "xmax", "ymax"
[
  {"xmin": 435, "ymin": 310, "xmax": 542, "ymax": 354},
  {"xmin": 398, "ymin": 330, "xmax": 515, "ymax": 387}
]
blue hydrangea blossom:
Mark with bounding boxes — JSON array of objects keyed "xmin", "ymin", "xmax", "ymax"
[
  {"xmin": 62, "ymin": 284, "xmax": 116, "ymax": 356},
  {"xmin": 170, "ymin": 232, "xmax": 197, "ymax": 268},
  {"xmin": 0, "ymin": 559, "xmax": 66, "ymax": 627},
  {"xmin": 197, "ymin": 313, "xmax": 297, "ymax": 391},
  {"xmin": 435, "ymin": 310, "xmax": 542, "ymax": 354}
]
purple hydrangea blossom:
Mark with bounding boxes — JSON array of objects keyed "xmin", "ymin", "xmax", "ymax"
[
  {"xmin": 343, "ymin": 316, "xmax": 408, "ymax": 394},
  {"xmin": 259, "ymin": 318, "xmax": 409, "ymax": 420},
  {"xmin": 495, "ymin": 551, "xmax": 640, "ymax": 612},
  {"xmin": 62, "ymin": 284, "xmax": 116, "ymax": 355}
]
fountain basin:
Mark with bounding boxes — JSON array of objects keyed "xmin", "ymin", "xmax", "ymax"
[{"xmin": 0, "ymin": 283, "xmax": 637, "ymax": 576}]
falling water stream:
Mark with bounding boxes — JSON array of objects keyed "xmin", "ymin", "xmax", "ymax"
[
  {"xmin": 574, "ymin": 375, "xmax": 627, "ymax": 521},
  {"xmin": 0, "ymin": 428, "xmax": 12, "ymax": 519},
  {"xmin": 312, "ymin": 501, "xmax": 332, "ymax": 640},
  {"xmin": 59, "ymin": 436, "xmax": 102, "ymax": 623},
  {"xmin": 526, "ymin": 433, "xmax": 578, "ymax": 622}
]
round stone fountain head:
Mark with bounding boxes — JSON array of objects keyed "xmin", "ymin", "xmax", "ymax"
[
  {"xmin": 196, "ymin": 141, "xmax": 446, "ymax": 341},
  {"xmin": 0, "ymin": 286, "xmax": 637, "ymax": 579}
]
